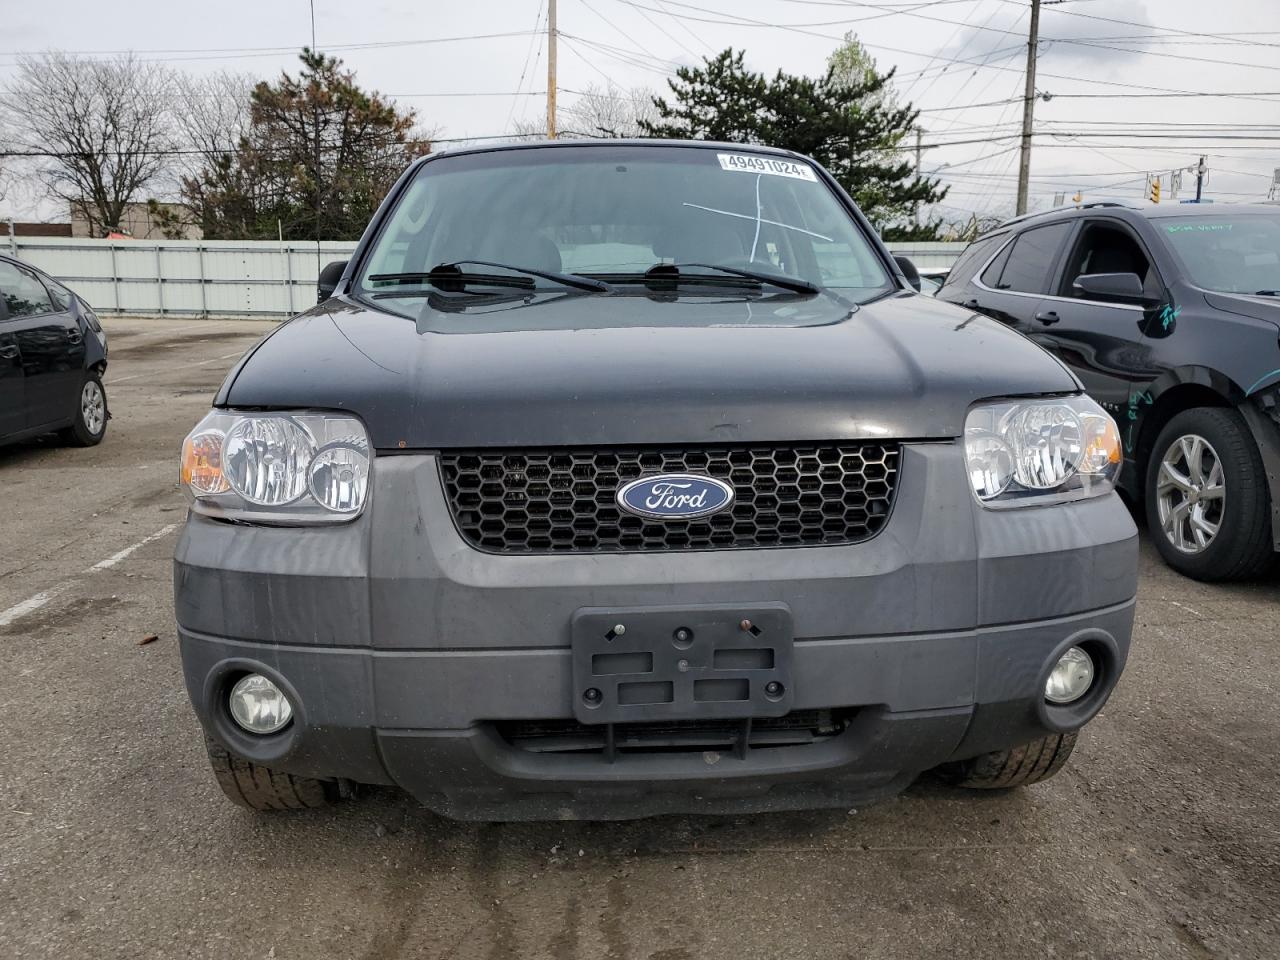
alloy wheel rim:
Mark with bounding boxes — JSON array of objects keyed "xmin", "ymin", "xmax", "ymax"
[
  {"xmin": 81, "ymin": 381, "xmax": 105, "ymax": 435},
  {"xmin": 1156, "ymin": 433, "xmax": 1225, "ymax": 554}
]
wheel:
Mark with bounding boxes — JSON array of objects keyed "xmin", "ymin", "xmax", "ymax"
[
  {"xmin": 59, "ymin": 372, "xmax": 107, "ymax": 446},
  {"xmin": 938, "ymin": 732, "xmax": 1077, "ymax": 790},
  {"xmin": 1144, "ymin": 407, "xmax": 1273, "ymax": 581},
  {"xmin": 204, "ymin": 737, "xmax": 336, "ymax": 811}
]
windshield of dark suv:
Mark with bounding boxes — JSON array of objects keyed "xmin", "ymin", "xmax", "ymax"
[
  {"xmin": 356, "ymin": 145, "xmax": 893, "ymax": 310},
  {"xmin": 1157, "ymin": 214, "xmax": 1280, "ymax": 295}
]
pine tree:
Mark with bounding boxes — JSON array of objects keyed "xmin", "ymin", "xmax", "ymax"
[
  {"xmin": 182, "ymin": 50, "xmax": 431, "ymax": 240},
  {"xmin": 641, "ymin": 45, "xmax": 947, "ymax": 240}
]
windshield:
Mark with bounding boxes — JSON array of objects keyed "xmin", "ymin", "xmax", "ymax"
[
  {"xmin": 1158, "ymin": 214, "xmax": 1280, "ymax": 294},
  {"xmin": 356, "ymin": 145, "xmax": 893, "ymax": 308}
]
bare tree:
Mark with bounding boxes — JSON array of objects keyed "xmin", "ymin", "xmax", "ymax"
[
  {"xmin": 507, "ymin": 118, "xmax": 548, "ymax": 141},
  {"xmin": 2, "ymin": 52, "xmax": 176, "ymax": 236},
  {"xmin": 143, "ymin": 70, "xmax": 258, "ymax": 237},
  {"xmin": 503, "ymin": 84, "xmax": 655, "ymax": 142},
  {"xmin": 562, "ymin": 82, "xmax": 657, "ymax": 139},
  {"xmin": 169, "ymin": 71, "xmax": 255, "ymax": 180}
]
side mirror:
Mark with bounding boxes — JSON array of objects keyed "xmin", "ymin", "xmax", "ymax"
[
  {"xmin": 1072, "ymin": 272, "xmax": 1154, "ymax": 305},
  {"xmin": 318, "ymin": 260, "xmax": 348, "ymax": 303},
  {"xmin": 894, "ymin": 255, "xmax": 922, "ymax": 293}
]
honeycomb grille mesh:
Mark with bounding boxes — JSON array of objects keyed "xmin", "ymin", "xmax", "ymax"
[{"xmin": 438, "ymin": 443, "xmax": 900, "ymax": 554}]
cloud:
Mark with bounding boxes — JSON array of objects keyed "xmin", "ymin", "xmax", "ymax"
[{"xmin": 937, "ymin": 0, "xmax": 1156, "ymax": 72}]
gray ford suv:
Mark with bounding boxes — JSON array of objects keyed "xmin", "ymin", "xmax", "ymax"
[{"xmin": 175, "ymin": 141, "xmax": 1137, "ymax": 820}]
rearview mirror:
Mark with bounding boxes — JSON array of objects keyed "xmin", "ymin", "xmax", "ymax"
[
  {"xmin": 894, "ymin": 255, "xmax": 922, "ymax": 293},
  {"xmin": 1072, "ymin": 272, "xmax": 1153, "ymax": 305},
  {"xmin": 318, "ymin": 260, "xmax": 348, "ymax": 303}
]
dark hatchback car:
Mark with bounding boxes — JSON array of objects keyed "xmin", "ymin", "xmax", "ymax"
[
  {"xmin": 175, "ymin": 141, "xmax": 1136, "ymax": 820},
  {"xmin": 0, "ymin": 254, "xmax": 109, "ymax": 448},
  {"xmin": 940, "ymin": 203, "xmax": 1280, "ymax": 581}
]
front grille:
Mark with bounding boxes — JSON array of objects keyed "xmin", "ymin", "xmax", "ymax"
[
  {"xmin": 497, "ymin": 709, "xmax": 852, "ymax": 757},
  {"xmin": 439, "ymin": 443, "xmax": 899, "ymax": 553}
]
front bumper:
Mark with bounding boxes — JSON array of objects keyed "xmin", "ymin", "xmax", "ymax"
[{"xmin": 175, "ymin": 443, "xmax": 1138, "ymax": 820}]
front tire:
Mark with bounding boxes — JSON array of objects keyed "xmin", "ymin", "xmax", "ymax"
[
  {"xmin": 939, "ymin": 732, "xmax": 1077, "ymax": 789},
  {"xmin": 1144, "ymin": 407, "xmax": 1273, "ymax": 581},
  {"xmin": 204, "ymin": 738, "xmax": 337, "ymax": 812},
  {"xmin": 59, "ymin": 372, "xmax": 107, "ymax": 447}
]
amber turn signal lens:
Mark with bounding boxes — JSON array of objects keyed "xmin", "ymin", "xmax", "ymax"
[
  {"xmin": 181, "ymin": 430, "xmax": 230, "ymax": 495},
  {"xmin": 1081, "ymin": 413, "xmax": 1123, "ymax": 474}
]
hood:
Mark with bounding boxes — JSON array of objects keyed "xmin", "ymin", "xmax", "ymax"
[
  {"xmin": 219, "ymin": 291, "xmax": 1078, "ymax": 449},
  {"xmin": 1203, "ymin": 290, "xmax": 1280, "ymax": 328}
]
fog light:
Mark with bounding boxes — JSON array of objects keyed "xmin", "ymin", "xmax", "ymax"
[
  {"xmin": 228, "ymin": 674, "xmax": 293, "ymax": 734},
  {"xmin": 1045, "ymin": 646, "xmax": 1095, "ymax": 704}
]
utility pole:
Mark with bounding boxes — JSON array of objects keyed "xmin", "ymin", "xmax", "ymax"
[
  {"xmin": 914, "ymin": 127, "xmax": 924, "ymax": 227},
  {"xmin": 547, "ymin": 0, "xmax": 558, "ymax": 140},
  {"xmin": 1195, "ymin": 155, "xmax": 1207, "ymax": 201},
  {"xmin": 1015, "ymin": 0, "xmax": 1042, "ymax": 216}
]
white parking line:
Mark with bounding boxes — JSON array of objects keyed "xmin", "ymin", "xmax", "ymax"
[
  {"xmin": 0, "ymin": 523, "xmax": 180, "ymax": 628},
  {"xmin": 193, "ymin": 351, "xmax": 245, "ymax": 367},
  {"xmin": 107, "ymin": 352, "xmax": 244, "ymax": 385},
  {"xmin": 90, "ymin": 523, "xmax": 178, "ymax": 571},
  {"xmin": 0, "ymin": 591, "xmax": 60, "ymax": 628}
]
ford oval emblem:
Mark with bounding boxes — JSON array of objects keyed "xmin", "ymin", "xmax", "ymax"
[{"xmin": 615, "ymin": 473, "xmax": 736, "ymax": 521}]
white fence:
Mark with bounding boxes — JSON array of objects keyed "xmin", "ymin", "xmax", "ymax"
[
  {"xmin": 883, "ymin": 242, "xmax": 968, "ymax": 270},
  {"xmin": 6, "ymin": 235, "xmax": 967, "ymax": 319}
]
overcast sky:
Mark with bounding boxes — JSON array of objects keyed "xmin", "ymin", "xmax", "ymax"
[{"xmin": 3, "ymin": 0, "xmax": 1280, "ymax": 225}]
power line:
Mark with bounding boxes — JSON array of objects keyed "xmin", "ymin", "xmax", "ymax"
[
  {"xmin": 505, "ymin": 0, "xmax": 547, "ymax": 131},
  {"xmin": 899, "ymin": 0, "xmax": 996, "ymax": 101},
  {"xmin": 917, "ymin": 6, "xmax": 1029, "ymax": 128},
  {"xmin": 0, "ymin": 31, "xmax": 544, "ymax": 67},
  {"xmin": 559, "ymin": 33, "xmax": 681, "ymax": 76},
  {"xmin": 611, "ymin": 0, "xmax": 704, "ymax": 59},
  {"xmin": 560, "ymin": 32, "xmax": 683, "ymax": 67},
  {"xmin": 653, "ymin": 0, "xmax": 718, "ymax": 53},
  {"xmin": 575, "ymin": 0, "xmax": 670, "ymax": 65},
  {"xmin": 613, "ymin": 0, "xmax": 1280, "ymax": 104},
  {"xmin": 918, "ymin": 95, "xmax": 1021, "ymax": 112},
  {"xmin": 829, "ymin": 0, "xmax": 1280, "ymax": 65},
  {"xmin": 1000, "ymin": 0, "xmax": 1278, "ymax": 49},
  {"xmin": 1042, "ymin": 90, "xmax": 1280, "ymax": 100}
]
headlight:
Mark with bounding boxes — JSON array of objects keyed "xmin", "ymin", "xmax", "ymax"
[
  {"xmin": 965, "ymin": 396, "xmax": 1121, "ymax": 508},
  {"xmin": 180, "ymin": 411, "xmax": 371, "ymax": 523}
]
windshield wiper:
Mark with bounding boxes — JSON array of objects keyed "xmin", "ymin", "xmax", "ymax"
[
  {"xmin": 1254, "ymin": 290, "xmax": 1280, "ymax": 296},
  {"xmin": 609, "ymin": 262, "xmax": 855, "ymax": 310},
  {"xmin": 636, "ymin": 262, "xmax": 820, "ymax": 296},
  {"xmin": 368, "ymin": 260, "xmax": 613, "ymax": 294}
]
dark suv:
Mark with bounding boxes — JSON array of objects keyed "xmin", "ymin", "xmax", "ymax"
[
  {"xmin": 174, "ymin": 141, "xmax": 1136, "ymax": 820},
  {"xmin": 940, "ymin": 203, "xmax": 1280, "ymax": 581}
]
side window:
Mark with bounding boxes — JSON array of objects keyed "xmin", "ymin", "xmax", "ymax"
[
  {"xmin": 942, "ymin": 233, "xmax": 1003, "ymax": 289},
  {"xmin": 990, "ymin": 223, "xmax": 1072, "ymax": 294},
  {"xmin": 0, "ymin": 261, "xmax": 55, "ymax": 319},
  {"xmin": 979, "ymin": 241, "xmax": 1013, "ymax": 288},
  {"xmin": 44, "ymin": 280, "xmax": 71, "ymax": 312},
  {"xmin": 1060, "ymin": 222, "xmax": 1161, "ymax": 301}
]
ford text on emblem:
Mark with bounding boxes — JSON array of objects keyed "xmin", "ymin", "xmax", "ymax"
[{"xmin": 615, "ymin": 474, "xmax": 736, "ymax": 521}]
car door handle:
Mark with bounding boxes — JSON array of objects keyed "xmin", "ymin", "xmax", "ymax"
[
  {"xmin": 1035, "ymin": 310, "xmax": 1060, "ymax": 325},
  {"xmin": 0, "ymin": 344, "xmax": 17, "ymax": 359}
]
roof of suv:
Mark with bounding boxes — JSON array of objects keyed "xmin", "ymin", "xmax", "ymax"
[
  {"xmin": 430, "ymin": 138, "xmax": 808, "ymax": 162},
  {"xmin": 982, "ymin": 201, "xmax": 1280, "ymax": 240}
]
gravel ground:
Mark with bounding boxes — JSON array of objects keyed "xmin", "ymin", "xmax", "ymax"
[{"xmin": 1, "ymin": 315, "xmax": 1277, "ymax": 960}]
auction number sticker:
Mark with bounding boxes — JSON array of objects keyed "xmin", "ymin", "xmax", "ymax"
[{"xmin": 717, "ymin": 153, "xmax": 817, "ymax": 181}]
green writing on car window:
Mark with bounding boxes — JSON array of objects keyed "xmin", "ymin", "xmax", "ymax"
[{"xmin": 1165, "ymin": 223, "xmax": 1234, "ymax": 234}]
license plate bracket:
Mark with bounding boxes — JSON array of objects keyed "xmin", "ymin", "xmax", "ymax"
[{"xmin": 570, "ymin": 603, "xmax": 793, "ymax": 725}]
